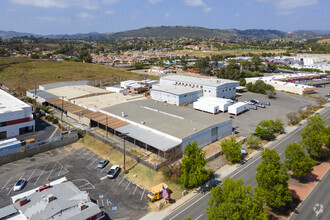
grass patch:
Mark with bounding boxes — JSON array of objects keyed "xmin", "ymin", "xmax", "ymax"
[
  {"xmin": 0, "ymin": 57, "xmax": 158, "ymax": 93},
  {"xmin": 79, "ymin": 134, "xmax": 185, "ymax": 206}
]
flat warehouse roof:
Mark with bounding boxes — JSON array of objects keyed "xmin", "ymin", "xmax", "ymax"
[
  {"xmin": 102, "ymin": 99, "xmax": 230, "ymax": 139},
  {"xmin": 40, "ymin": 80, "xmax": 90, "ymax": 90},
  {"xmin": 151, "ymin": 84, "xmax": 201, "ymax": 95},
  {"xmin": 0, "ymin": 89, "xmax": 31, "ymax": 114},
  {"xmin": 27, "ymin": 89, "xmax": 58, "ymax": 101},
  {"xmin": 161, "ymin": 75, "xmax": 239, "ymax": 87},
  {"xmin": 46, "ymin": 85, "xmax": 111, "ymax": 100},
  {"xmin": 116, "ymin": 124, "xmax": 181, "ymax": 151},
  {"xmin": 73, "ymin": 93, "xmax": 146, "ymax": 110}
]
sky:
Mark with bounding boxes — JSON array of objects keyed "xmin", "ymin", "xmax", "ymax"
[{"xmin": 0, "ymin": 0, "xmax": 329, "ymax": 35}]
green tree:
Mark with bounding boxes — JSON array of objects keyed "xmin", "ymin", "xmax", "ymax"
[
  {"xmin": 207, "ymin": 178, "xmax": 267, "ymax": 220},
  {"xmin": 195, "ymin": 57, "xmax": 212, "ymax": 75},
  {"xmin": 220, "ymin": 136, "xmax": 242, "ymax": 162},
  {"xmin": 256, "ymin": 148, "xmax": 292, "ymax": 208},
  {"xmin": 246, "ymin": 133, "xmax": 261, "ymax": 149},
  {"xmin": 301, "ymin": 115, "xmax": 329, "ymax": 158},
  {"xmin": 285, "ymin": 143, "xmax": 314, "ymax": 179},
  {"xmin": 273, "ymin": 118, "xmax": 284, "ymax": 133},
  {"xmin": 255, "ymin": 120, "xmax": 275, "ymax": 140},
  {"xmin": 79, "ymin": 49, "xmax": 92, "ymax": 63},
  {"xmin": 180, "ymin": 142, "xmax": 211, "ymax": 188},
  {"xmin": 132, "ymin": 62, "xmax": 145, "ymax": 69}
]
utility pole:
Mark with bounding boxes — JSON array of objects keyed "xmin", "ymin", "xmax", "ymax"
[
  {"xmin": 106, "ymin": 114, "xmax": 108, "ymax": 138},
  {"xmin": 61, "ymin": 96, "xmax": 64, "ymax": 121},
  {"xmin": 122, "ymin": 132, "xmax": 129, "ymax": 173},
  {"xmin": 34, "ymin": 81, "xmax": 37, "ymax": 104}
]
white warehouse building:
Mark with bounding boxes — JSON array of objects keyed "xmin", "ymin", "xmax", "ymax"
[
  {"xmin": 0, "ymin": 89, "xmax": 35, "ymax": 139},
  {"xmin": 151, "ymin": 75, "xmax": 240, "ymax": 105}
]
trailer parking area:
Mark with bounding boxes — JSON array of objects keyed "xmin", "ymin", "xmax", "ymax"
[
  {"xmin": 232, "ymin": 91, "xmax": 317, "ymax": 136},
  {"xmin": 0, "ymin": 145, "xmax": 149, "ymax": 219}
]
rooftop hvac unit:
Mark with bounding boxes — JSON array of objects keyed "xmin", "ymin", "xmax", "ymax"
[
  {"xmin": 141, "ymin": 121, "xmax": 145, "ymax": 124},
  {"xmin": 78, "ymin": 202, "xmax": 87, "ymax": 211},
  {"xmin": 122, "ymin": 112, "xmax": 126, "ymax": 117},
  {"xmin": 46, "ymin": 194, "xmax": 55, "ymax": 203}
]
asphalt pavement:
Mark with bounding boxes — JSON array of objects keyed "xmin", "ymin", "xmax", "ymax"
[
  {"xmin": 163, "ymin": 107, "xmax": 330, "ymax": 220},
  {"xmin": 290, "ymin": 169, "xmax": 330, "ymax": 220}
]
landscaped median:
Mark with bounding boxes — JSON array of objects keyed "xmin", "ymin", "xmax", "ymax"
[{"xmin": 76, "ymin": 134, "xmax": 187, "ymax": 211}]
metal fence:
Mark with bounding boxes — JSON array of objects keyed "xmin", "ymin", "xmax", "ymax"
[{"xmin": 86, "ymin": 130, "xmax": 168, "ymax": 170}]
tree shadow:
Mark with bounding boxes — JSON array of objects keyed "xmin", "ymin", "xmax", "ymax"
[
  {"xmin": 291, "ymin": 173, "xmax": 319, "ymax": 184},
  {"xmin": 270, "ymin": 190, "xmax": 301, "ymax": 217}
]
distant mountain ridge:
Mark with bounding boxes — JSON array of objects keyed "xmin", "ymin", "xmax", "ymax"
[{"xmin": 1, "ymin": 26, "xmax": 329, "ymax": 40}]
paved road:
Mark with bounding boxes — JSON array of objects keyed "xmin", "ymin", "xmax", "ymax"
[
  {"xmin": 291, "ymin": 169, "xmax": 330, "ymax": 220},
  {"xmin": 164, "ymin": 107, "xmax": 330, "ymax": 220}
]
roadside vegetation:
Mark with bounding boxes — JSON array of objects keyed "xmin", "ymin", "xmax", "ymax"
[
  {"xmin": 220, "ymin": 136, "xmax": 242, "ymax": 163},
  {"xmin": 255, "ymin": 119, "xmax": 284, "ymax": 141}
]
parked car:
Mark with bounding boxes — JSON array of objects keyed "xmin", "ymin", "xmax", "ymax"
[
  {"xmin": 249, "ymin": 105, "xmax": 257, "ymax": 110},
  {"xmin": 107, "ymin": 165, "xmax": 120, "ymax": 179},
  {"xmin": 97, "ymin": 159, "xmax": 109, "ymax": 168},
  {"xmin": 255, "ymin": 103, "xmax": 265, "ymax": 108},
  {"xmin": 261, "ymin": 101, "xmax": 270, "ymax": 106},
  {"xmin": 245, "ymin": 99, "xmax": 259, "ymax": 105},
  {"xmin": 13, "ymin": 179, "xmax": 27, "ymax": 191}
]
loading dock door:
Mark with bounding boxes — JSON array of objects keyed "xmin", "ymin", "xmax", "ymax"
[{"xmin": 211, "ymin": 127, "xmax": 218, "ymax": 142}]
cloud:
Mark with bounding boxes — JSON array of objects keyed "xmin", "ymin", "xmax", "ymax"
[
  {"xmin": 6, "ymin": 8, "xmax": 16, "ymax": 12},
  {"xmin": 10, "ymin": 0, "xmax": 100, "ymax": 10},
  {"xmin": 36, "ymin": 16, "xmax": 69, "ymax": 22},
  {"xmin": 149, "ymin": 0, "xmax": 162, "ymax": 4},
  {"xmin": 183, "ymin": 0, "xmax": 212, "ymax": 13},
  {"xmin": 102, "ymin": 0, "xmax": 119, "ymax": 4},
  {"xmin": 105, "ymin": 10, "xmax": 115, "ymax": 14},
  {"xmin": 130, "ymin": 11, "xmax": 142, "ymax": 19},
  {"xmin": 164, "ymin": 13, "xmax": 170, "ymax": 18},
  {"xmin": 258, "ymin": 0, "xmax": 318, "ymax": 10},
  {"xmin": 77, "ymin": 13, "xmax": 96, "ymax": 18}
]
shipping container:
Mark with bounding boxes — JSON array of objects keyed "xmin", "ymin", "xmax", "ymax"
[
  {"xmin": 193, "ymin": 101, "xmax": 219, "ymax": 114},
  {"xmin": 228, "ymin": 102, "xmax": 248, "ymax": 115},
  {"xmin": 198, "ymin": 97, "xmax": 232, "ymax": 112}
]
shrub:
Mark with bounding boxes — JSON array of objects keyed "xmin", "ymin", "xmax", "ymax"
[
  {"xmin": 52, "ymin": 118, "xmax": 59, "ymax": 124},
  {"xmin": 220, "ymin": 136, "xmax": 242, "ymax": 162},
  {"xmin": 246, "ymin": 133, "xmax": 261, "ymax": 149}
]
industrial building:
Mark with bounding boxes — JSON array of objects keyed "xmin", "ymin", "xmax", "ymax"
[
  {"xmin": 0, "ymin": 89, "xmax": 35, "ymax": 139},
  {"xmin": 245, "ymin": 73, "xmax": 326, "ymax": 95},
  {"xmin": 39, "ymin": 80, "xmax": 90, "ymax": 90},
  {"xmin": 101, "ymin": 99, "xmax": 232, "ymax": 155},
  {"xmin": 151, "ymin": 75, "xmax": 239, "ymax": 105},
  {"xmin": 8, "ymin": 180, "xmax": 104, "ymax": 220},
  {"xmin": 26, "ymin": 89, "xmax": 58, "ymax": 104}
]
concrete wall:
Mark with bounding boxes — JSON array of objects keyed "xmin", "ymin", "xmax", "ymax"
[
  {"xmin": 180, "ymin": 120, "xmax": 232, "ymax": 152},
  {"xmin": 0, "ymin": 132, "xmax": 78, "ymax": 166},
  {"xmin": 0, "ymin": 120, "xmax": 35, "ymax": 138},
  {"xmin": 150, "ymin": 90, "xmax": 203, "ymax": 106}
]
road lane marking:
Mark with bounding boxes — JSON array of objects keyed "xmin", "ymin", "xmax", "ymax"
[
  {"xmin": 28, "ymin": 169, "xmax": 36, "ymax": 181},
  {"xmin": 140, "ymin": 189, "xmax": 145, "ymax": 200},
  {"xmin": 0, "ymin": 177, "xmax": 12, "ymax": 192},
  {"xmin": 34, "ymin": 164, "xmax": 48, "ymax": 185},
  {"xmin": 125, "ymin": 181, "xmax": 132, "ymax": 190},
  {"xmin": 118, "ymin": 176, "xmax": 125, "ymax": 186},
  {"xmin": 195, "ymin": 214, "xmax": 204, "ymax": 220},
  {"xmin": 133, "ymin": 185, "xmax": 138, "ymax": 195}
]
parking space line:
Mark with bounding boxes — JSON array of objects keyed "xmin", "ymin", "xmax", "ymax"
[
  {"xmin": 140, "ymin": 189, "xmax": 145, "ymax": 200},
  {"xmin": 34, "ymin": 163, "xmax": 48, "ymax": 185},
  {"xmin": 125, "ymin": 181, "xmax": 132, "ymax": 190},
  {"xmin": 77, "ymin": 148, "xmax": 86, "ymax": 155},
  {"xmin": 56, "ymin": 148, "xmax": 61, "ymax": 153},
  {"xmin": 81, "ymin": 151, "xmax": 92, "ymax": 159},
  {"xmin": 133, "ymin": 185, "xmax": 138, "ymax": 195},
  {"xmin": 28, "ymin": 169, "xmax": 36, "ymax": 181},
  {"xmin": 7, "ymin": 172, "xmax": 25, "ymax": 196},
  {"xmin": 0, "ymin": 177, "xmax": 12, "ymax": 192},
  {"xmin": 57, "ymin": 165, "xmax": 64, "ymax": 176},
  {"xmin": 48, "ymin": 151, "xmax": 54, "ymax": 157},
  {"xmin": 100, "ymin": 164, "xmax": 109, "ymax": 173},
  {"xmin": 47, "ymin": 162, "xmax": 58, "ymax": 180},
  {"xmin": 89, "ymin": 157, "xmax": 99, "ymax": 166},
  {"xmin": 118, "ymin": 176, "xmax": 125, "ymax": 186},
  {"xmin": 86, "ymin": 154, "xmax": 95, "ymax": 161},
  {"xmin": 7, "ymin": 163, "xmax": 22, "ymax": 166}
]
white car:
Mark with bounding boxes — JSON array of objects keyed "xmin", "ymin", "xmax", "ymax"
[
  {"xmin": 13, "ymin": 179, "xmax": 27, "ymax": 191},
  {"xmin": 107, "ymin": 165, "xmax": 120, "ymax": 179}
]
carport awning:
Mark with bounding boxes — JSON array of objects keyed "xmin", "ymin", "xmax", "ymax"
[{"xmin": 116, "ymin": 124, "xmax": 181, "ymax": 152}]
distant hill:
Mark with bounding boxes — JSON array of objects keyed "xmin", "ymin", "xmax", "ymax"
[{"xmin": 0, "ymin": 26, "xmax": 329, "ymax": 40}]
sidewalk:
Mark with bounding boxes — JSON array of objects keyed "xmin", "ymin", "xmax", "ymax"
[{"xmin": 141, "ymin": 106, "xmax": 329, "ymax": 220}]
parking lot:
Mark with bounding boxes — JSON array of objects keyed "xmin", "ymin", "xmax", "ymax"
[
  {"xmin": 232, "ymin": 91, "xmax": 317, "ymax": 137},
  {"xmin": 0, "ymin": 145, "xmax": 149, "ymax": 219}
]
